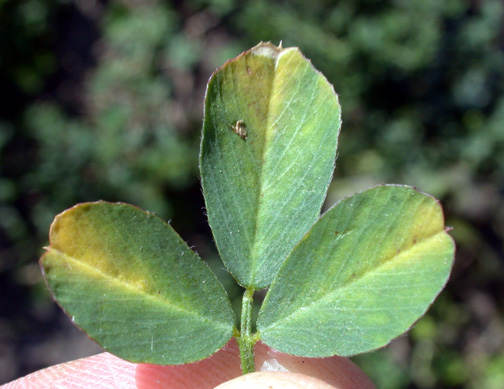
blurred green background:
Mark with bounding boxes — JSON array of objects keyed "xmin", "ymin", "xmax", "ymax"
[{"xmin": 1, "ymin": 0, "xmax": 503, "ymax": 387}]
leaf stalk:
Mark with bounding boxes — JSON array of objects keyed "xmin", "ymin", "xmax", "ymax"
[{"xmin": 237, "ymin": 287, "xmax": 257, "ymax": 374}]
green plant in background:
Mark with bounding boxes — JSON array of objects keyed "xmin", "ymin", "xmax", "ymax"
[{"xmin": 39, "ymin": 43, "xmax": 455, "ymax": 374}]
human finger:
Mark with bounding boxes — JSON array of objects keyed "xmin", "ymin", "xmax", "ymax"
[{"xmin": 3, "ymin": 339, "xmax": 374, "ymax": 389}]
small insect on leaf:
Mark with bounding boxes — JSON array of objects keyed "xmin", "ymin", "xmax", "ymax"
[{"xmin": 230, "ymin": 120, "xmax": 247, "ymax": 140}]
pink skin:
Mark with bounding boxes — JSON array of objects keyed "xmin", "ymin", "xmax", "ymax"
[{"xmin": 2, "ymin": 339, "xmax": 375, "ymax": 389}]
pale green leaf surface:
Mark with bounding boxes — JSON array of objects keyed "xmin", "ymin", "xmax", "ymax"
[
  {"xmin": 200, "ymin": 42, "xmax": 341, "ymax": 288},
  {"xmin": 40, "ymin": 202, "xmax": 235, "ymax": 364},
  {"xmin": 257, "ymin": 185, "xmax": 455, "ymax": 357}
]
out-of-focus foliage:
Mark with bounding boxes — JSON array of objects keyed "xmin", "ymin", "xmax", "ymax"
[{"xmin": 1, "ymin": 0, "xmax": 503, "ymax": 387}]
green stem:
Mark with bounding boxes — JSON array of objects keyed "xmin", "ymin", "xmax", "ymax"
[{"xmin": 238, "ymin": 287, "xmax": 257, "ymax": 374}]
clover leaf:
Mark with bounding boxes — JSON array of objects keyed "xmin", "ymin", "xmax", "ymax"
[{"xmin": 40, "ymin": 43, "xmax": 455, "ymax": 374}]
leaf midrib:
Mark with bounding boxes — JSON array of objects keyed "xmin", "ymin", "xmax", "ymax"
[
  {"xmin": 48, "ymin": 248, "xmax": 230, "ymax": 329},
  {"xmin": 260, "ymin": 228, "xmax": 447, "ymax": 332},
  {"xmin": 248, "ymin": 48, "xmax": 309, "ymax": 286}
]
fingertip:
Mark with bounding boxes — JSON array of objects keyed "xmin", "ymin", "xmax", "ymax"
[{"xmin": 215, "ymin": 371, "xmax": 337, "ymax": 389}]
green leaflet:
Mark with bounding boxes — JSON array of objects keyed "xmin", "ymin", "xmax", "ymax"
[
  {"xmin": 40, "ymin": 202, "xmax": 235, "ymax": 364},
  {"xmin": 257, "ymin": 185, "xmax": 455, "ymax": 357},
  {"xmin": 200, "ymin": 42, "xmax": 341, "ymax": 289}
]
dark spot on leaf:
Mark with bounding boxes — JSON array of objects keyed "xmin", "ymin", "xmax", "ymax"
[
  {"xmin": 230, "ymin": 120, "xmax": 247, "ymax": 140},
  {"xmin": 334, "ymin": 231, "xmax": 339, "ymax": 235}
]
